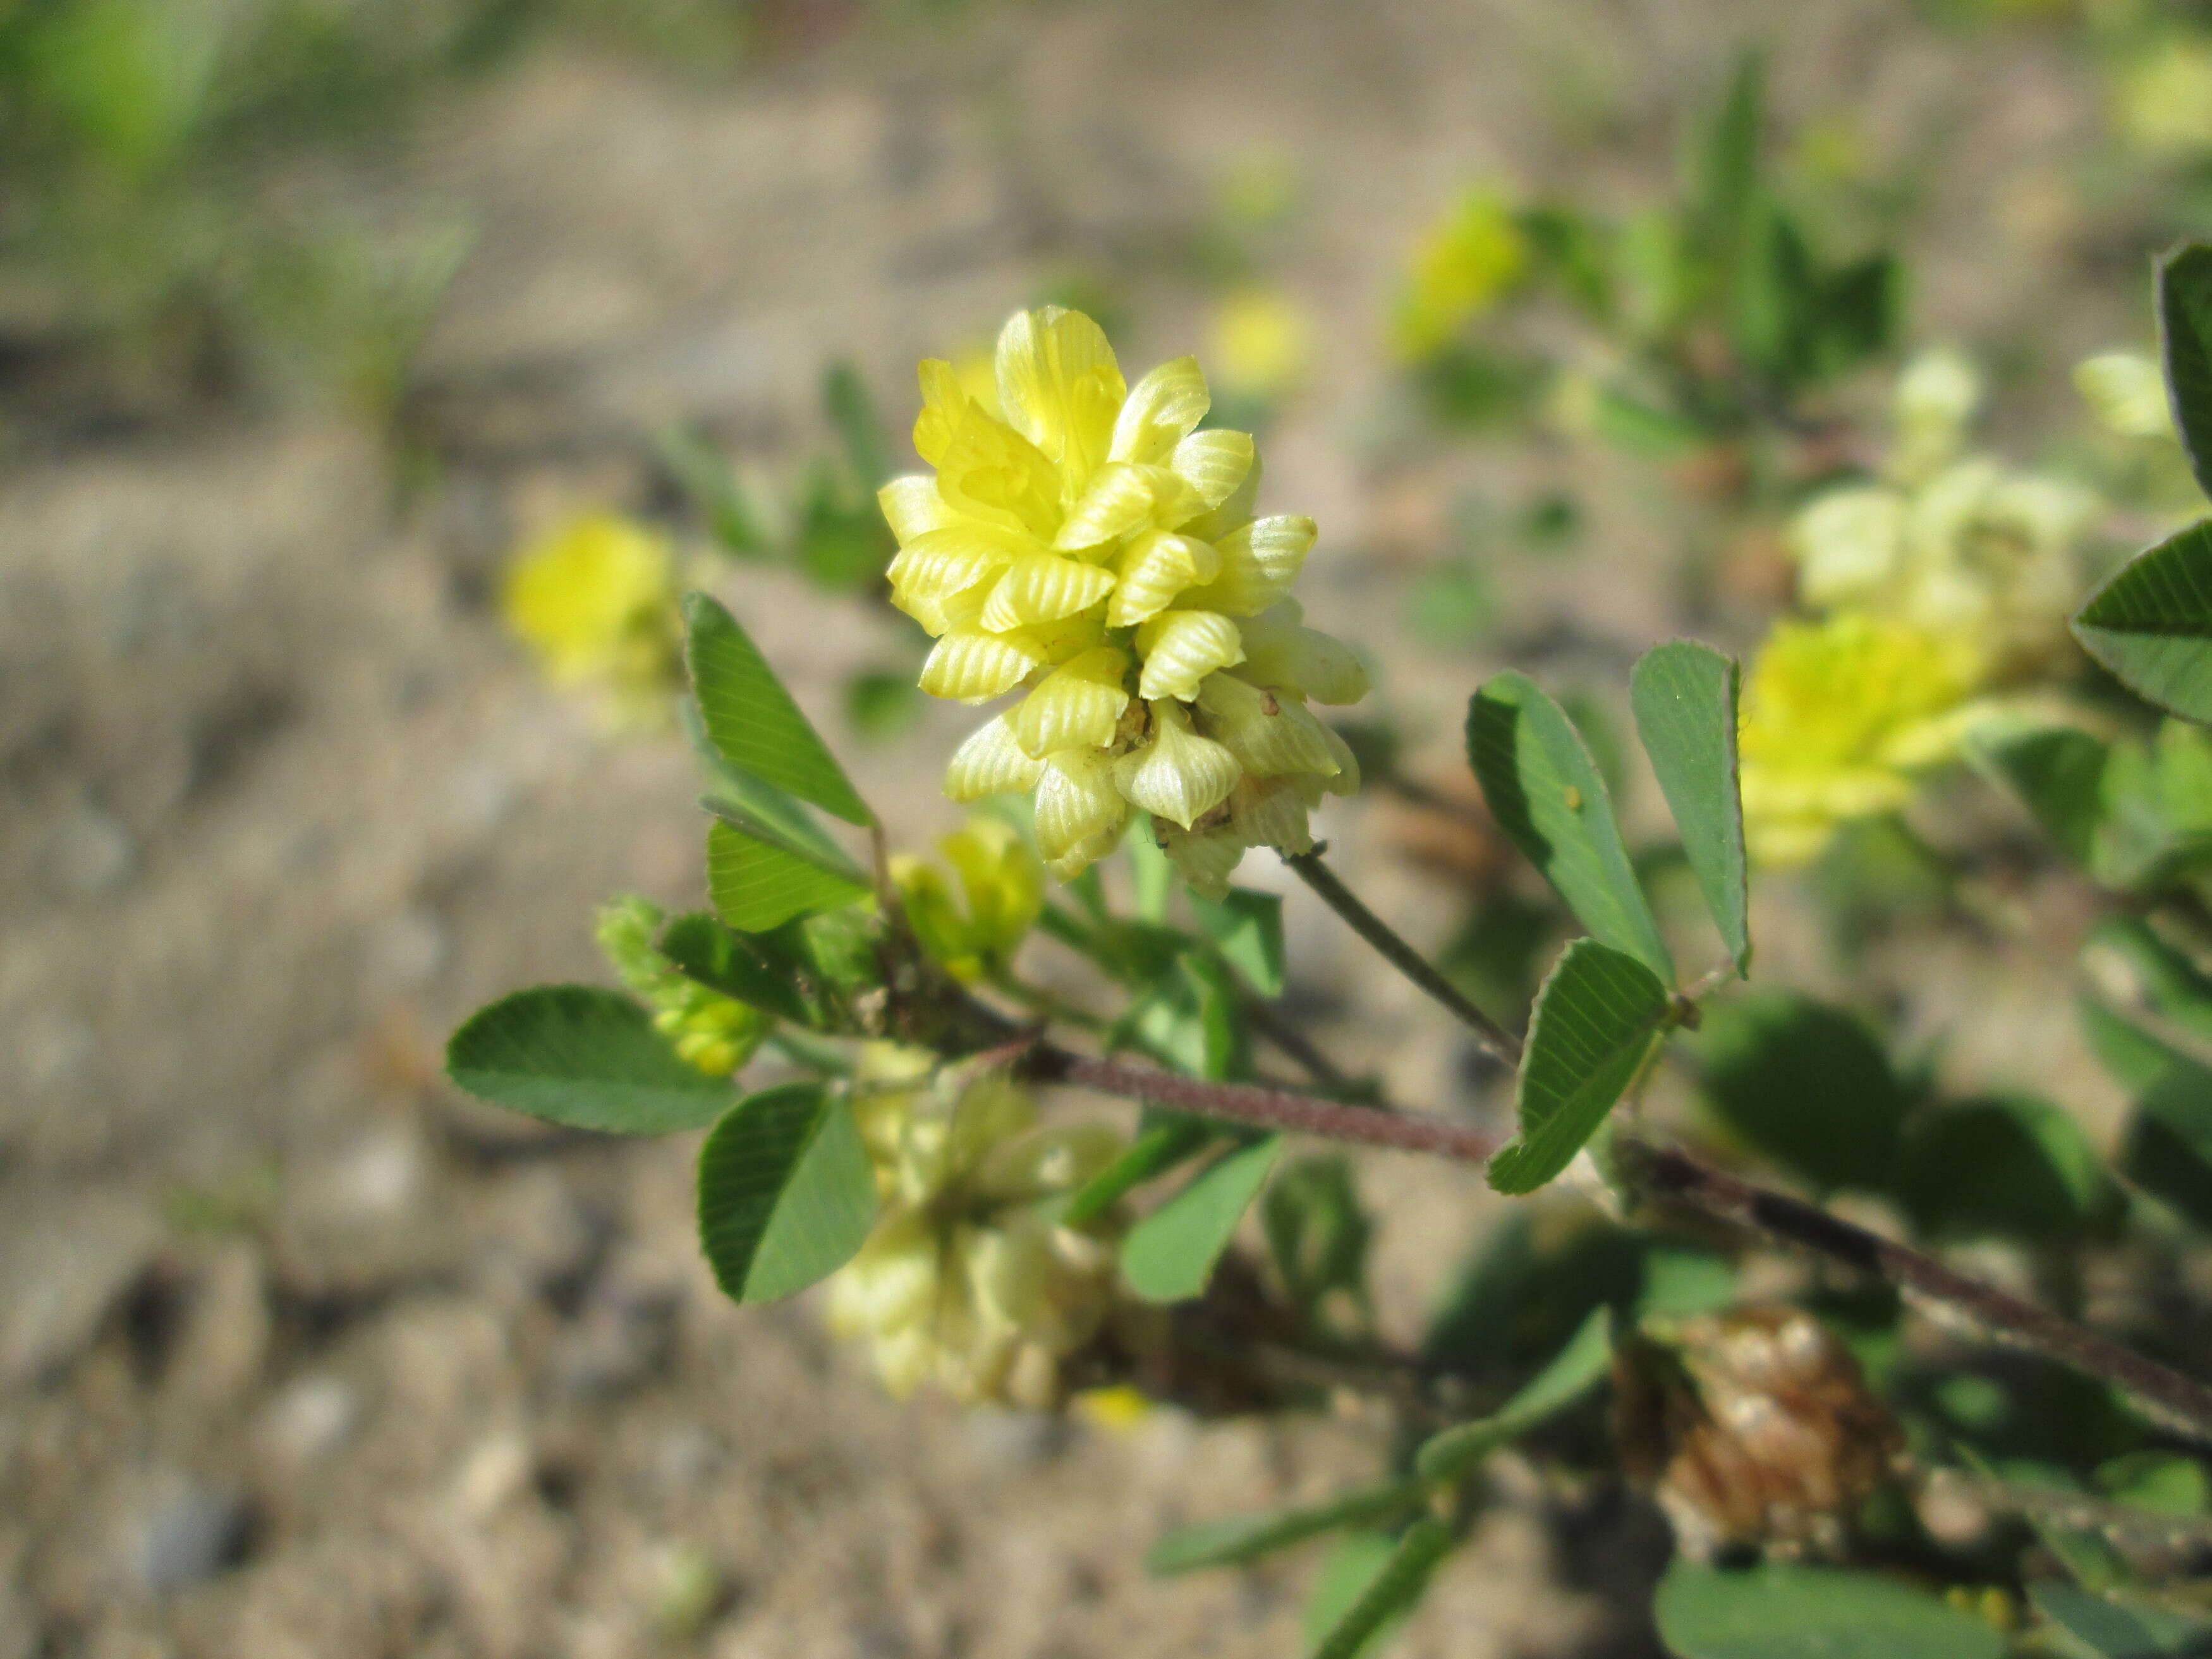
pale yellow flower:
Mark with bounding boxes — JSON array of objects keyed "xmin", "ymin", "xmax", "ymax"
[
  {"xmin": 827, "ymin": 1048, "xmax": 1126, "ymax": 1409},
  {"xmin": 2113, "ymin": 37, "xmax": 2212, "ymax": 160},
  {"xmin": 1209, "ymin": 286, "xmax": 1313, "ymax": 402},
  {"xmin": 1785, "ymin": 351, "xmax": 2097, "ymax": 674},
  {"xmin": 1392, "ymin": 188, "xmax": 1528, "ymax": 362},
  {"xmin": 596, "ymin": 896, "xmax": 765, "ymax": 1076},
  {"xmin": 884, "ymin": 307, "xmax": 1366, "ymax": 894},
  {"xmin": 501, "ymin": 513, "xmax": 682, "ymax": 727},
  {"xmin": 1738, "ymin": 615, "xmax": 1987, "ymax": 868},
  {"xmin": 2075, "ymin": 351, "xmax": 2176, "ymax": 441},
  {"xmin": 890, "ymin": 816, "xmax": 1045, "ymax": 984}
]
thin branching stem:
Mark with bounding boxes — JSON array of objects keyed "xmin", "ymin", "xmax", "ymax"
[
  {"xmin": 1280, "ymin": 850, "xmax": 1524, "ymax": 1067},
  {"xmin": 1021, "ymin": 1042, "xmax": 2212, "ymax": 1447}
]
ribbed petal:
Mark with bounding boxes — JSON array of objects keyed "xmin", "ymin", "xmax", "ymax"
[
  {"xmin": 1180, "ymin": 452, "xmax": 1262, "ymax": 545},
  {"xmin": 936, "ymin": 408, "xmax": 1063, "ymax": 540},
  {"xmin": 1110, "ymin": 356, "xmax": 1211, "ymax": 465},
  {"xmin": 913, "ymin": 359, "xmax": 969, "ymax": 467},
  {"xmin": 1108, "ymin": 531, "xmax": 1212, "ymax": 626},
  {"xmin": 978, "ymin": 552, "xmax": 1118, "ymax": 632},
  {"xmin": 1154, "ymin": 822, "xmax": 1245, "ymax": 899},
  {"xmin": 1234, "ymin": 603, "xmax": 1368, "ymax": 705},
  {"xmin": 1034, "ymin": 746, "xmax": 1130, "ymax": 865},
  {"xmin": 995, "ymin": 307, "xmax": 1125, "ymax": 488},
  {"xmin": 1114, "ymin": 702, "xmax": 1240, "ymax": 829},
  {"xmin": 1320, "ymin": 722, "xmax": 1363, "ymax": 795},
  {"xmin": 1135, "ymin": 610, "xmax": 1245, "ymax": 702},
  {"xmin": 1227, "ymin": 775, "xmax": 1315, "ymax": 854},
  {"xmin": 1169, "ymin": 428, "xmax": 1255, "ymax": 512},
  {"xmin": 920, "ymin": 629, "xmax": 1048, "ymax": 703},
  {"xmin": 888, "ymin": 524, "xmax": 1029, "ymax": 607},
  {"xmin": 1185, "ymin": 513, "xmax": 1314, "ymax": 615},
  {"xmin": 1008, "ymin": 648, "xmax": 1131, "ymax": 758},
  {"xmin": 945, "ymin": 714, "xmax": 1046, "ymax": 799},
  {"xmin": 878, "ymin": 475, "xmax": 957, "ymax": 545},
  {"xmin": 1196, "ymin": 673, "xmax": 1340, "ymax": 776}
]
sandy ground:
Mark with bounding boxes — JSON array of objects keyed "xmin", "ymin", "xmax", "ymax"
[{"xmin": 0, "ymin": 3, "xmax": 2149, "ymax": 1653}]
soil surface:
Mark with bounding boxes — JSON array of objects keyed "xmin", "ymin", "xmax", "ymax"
[{"xmin": 0, "ymin": 3, "xmax": 2142, "ymax": 1654}]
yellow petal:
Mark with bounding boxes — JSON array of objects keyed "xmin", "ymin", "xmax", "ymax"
[
  {"xmin": 935, "ymin": 406, "xmax": 1063, "ymax": 540},
  {"xmin": 1180, "ymin": 451, "xmax": 1262, "ymax": 545},
  {"xmin": 1114, "ymin": 702, "xmax": 1240, "ymax": 829},
  {"xmin": 1319, "ymin": 722, "xmax": 1362, "ymax": 795},
  {"xmin": 1234, "ymin": 602, "xmax": 1367, "ymax": 705},
  {"xmin": 1108, "ymin": 531, "xmax": 1214, "ymax": 626},
  {"xmin": 1110, "ymin": 356, "xmax": 1210, "ymax": 465},
  {"xmin": 1135, "ymin": 610, "xmax": 1245, "ymax": 702},
  {"xmin": 1224, "ymin": 775, "xmax": 1315, "ymax": 854},
  {"xmin": 1034, "ymin": 746, "xmax": 1130, "ymax": 866},
  {"xmin": 945, "ymin": 715, "xmax": 1046, "ymax": 799},
  {"xmin": 978, "ymin": 552, "xmax": 1119, "ymax": 632},
  {"xmin": 995, "ymin": 307, "xmax": 1126, "ymax": 490},
  {"xmin": 1155, "ymin": 823, "xmax": 1244, "ymax": 899},
  {"xmin": 1052, "ymin": 461, "xmax": 1189, "ymax": 551},
  {"xmin": 1008, "ymin": 648, "xmax": 1132, "ymax": 757},
  {"xmin": 920, "ymin": 629, "xmax": 1048, "ymax": 703},
  {"xmin": 1184, "ymin": 513, "xmax": 1314, "ymax": 614},
  {"xmin": 878, "ymin": 475, "xmax": 957, "ymax": 545},
  {"xmin": 1195, "ymin": 674, "xmax": 1340, "ymax": 776},
  {"xmin": 914, "ymin": 359, "xmax": 969, "ymax": 467},
  {"xmin": 887, "ymin": 523, "xmax": 1031, "ymax": 603},
  {"xmin": 1169, "ymin": 428, "xmax": 1255, "ymax": 512}
]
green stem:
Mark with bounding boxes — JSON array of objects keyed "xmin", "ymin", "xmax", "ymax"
[{"xmin": 1281, "ymin": 849, "xmax": 1524, "ymax": 1067}]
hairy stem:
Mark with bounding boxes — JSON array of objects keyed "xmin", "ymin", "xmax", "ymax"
[
  {"xmin": 1023, "ymin": 1054, "xmax": 2212, "ymax": 1447},
  {"xmin": 1281, "ymin": 850, "xmax": 1524, "ymax": 1067}
]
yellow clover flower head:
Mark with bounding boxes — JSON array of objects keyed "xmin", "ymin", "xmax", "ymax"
[
  {"xmin": 1392, "ymin": 188, "xmax": 1528, "ymax": 362},
  {"xmin": 827, "ymin": 1047, "xmax": 1126, "ymax": 1409},
  {"xmin": 883, "ymin": 306, "xmax": 1367, "ymax": 896},
  {"xmin": 2113, "ymin": 37, "xmax": 2212, "ymax": 161},
  {"xmin": 596, "ymin": 896, "xmax": 766, "ymax": 1076},
  {"xmin": 2075, "ymin": 351, "xmax": 2176, "ymax": 441},
  {"xmin": 890, "ymin": 815, "xmax": 1045, "ymax": 984},
  {"xmin": 1737, "ymin": 614, "xmax": 1986, "ymax": 870},
  {"xmin": 1785, "ymin": 350, "xmax": 2098, "ymax": 674},
  {"xmin": 501, "ymin": 512, "xmax": 683, "ymax": 729}
]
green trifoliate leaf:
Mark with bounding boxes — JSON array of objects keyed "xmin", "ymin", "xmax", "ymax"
[
  {"xmin": 1468, "ymin": 672, "xmax": 1674, "ymax": 982},
  {"xmin": 2031, "ymin": 1581, "xmax": 2212, "ymax": 1658},
  {"xmin": 446, "ymin": 985, "xmax": 732, "ymax": 1134},
  {"xmin": 683, "ymin": 592, "xmax": 870, "ymax": 825},
  {"xmin": 1966, "ymin": 722, "xmax": 2110, "ymax": 870},
  {"xmin": 657, "ymin": 911, "xmax": 815, "ymax": 1024},
  {"xmin": 1414, "ymin": 1307, "xmax": 1612, "ymax": 1483},
  {"xmin": 1121, "ymin": 1133, "xmax": 1284, "ymax": 1304},
  {"xmin": 1305, "ymin": 1518, "xmax": 1454, "ymax": 1659},
  {"xmin": 1488, "ymin": 940, "xmax": 1670, "ymax": 1196},
  {"xmin": 1060, "ymin": 1110, "xmax": 1215, "ymax": 1229},
  {"xmin": 1630, "ymin": 640, "xmax": 1749, "ymax": 973},
  {"xmin": 1189, "ymin": 886, "xmax": 1287, "ymax": 996},
  {"xmin": 1143, "ymin": 1477, "xmax": 1425, "ymax": 1577},
  {"xmin": 1653, "ymin": 1560, "xmax": 2005, "ymax": 1659},
  {"xmin": 2160, "ymin": 243, "xmax": 2212, "ymax": 498},
  {"xmin": 2072, "ymin": 522, "xmax": 2212, "ymax": 725},
  {"xmin": 706, "ymin": 818, "xmax": 870, "ymax": 932},
  {"xmin": 696, "ymin": 1083, "xmax": 876, "ymax": 1304},
  {"xmin": 1691, "ymin": 990, "xmax": 1907, "ymax": 1194}
]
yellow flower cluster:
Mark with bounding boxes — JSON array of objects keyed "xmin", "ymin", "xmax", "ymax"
[
  {"xmin": 1737, "ymin": 615, "xmax": 1988, "ymax": 868},
  {"xmin": 884, "ymin": 307, "xmax": 1367, "ymax": 895},
  {"xmin": 2112, "ymin": 35, "xmax": 2212, "ymax": 161},
  {"xmin": 1785, "ymin": 349, "xmax": 2098, "ymax": 677},
  {"xmin": 596, "ymin": 896, "xmax": 765, "ymax": 1076},
  {"xmin": 827, "ymin": 1047, "xmax": 1126, "ymax": 1409},
  {"xmin": 890, "ymin": 817, "xmax": 1045, "ymax": 985},
  {"xmin": 501, "ymin": 513, "xmax": 684, "ymax": 729},
  {"xmin": 1392, "ymin": 188, "xmax": 1528, "ymax": 362}
]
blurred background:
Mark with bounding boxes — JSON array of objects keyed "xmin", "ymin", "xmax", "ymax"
[{"xmin": 3, "ymin": 0, "xmax": 2210, "ymax": 1654}]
